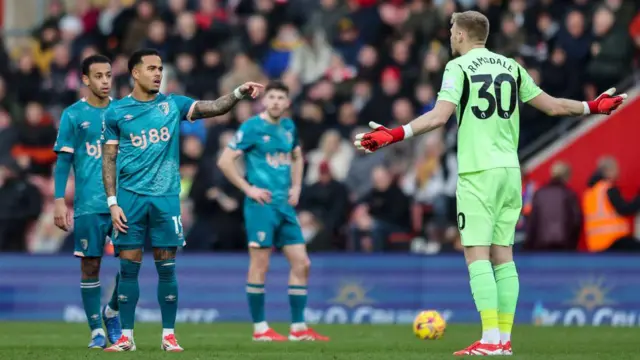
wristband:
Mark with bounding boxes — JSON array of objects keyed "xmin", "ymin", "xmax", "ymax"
[
  {"xmin": 233, "ymin": 87, "xmax": 243, "ymax": 100},
  {"xmin": 402, "ymin": 124, "xmax": 414, "ymax": 139},
  {"xmin": 582, "ymin": 101, "xmax": 591, "ymax": 115},
  {"xmin": 107, "ymin": 196, "xmax": 118, "ymax": 208}
]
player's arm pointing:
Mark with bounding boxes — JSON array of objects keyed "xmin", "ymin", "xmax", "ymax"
[{"xmin": 189, "ymin": 82, "xmax": 264, "ymax": 120}]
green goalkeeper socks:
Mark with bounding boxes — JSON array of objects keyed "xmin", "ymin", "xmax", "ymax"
[
  {"xmin": 118, "ymin": 259, "xmax": 141, "ymax": 330},
  {"xmin": 288, "ymin": 285, "xmax": 308, "ymax": 324},
  {"xmin": 468, "ymin": 260, "xmax": 499, "ymax": 344},
  {"xmin": 246, "ymin": 283, "xmax": 266, "ymax": 323},
  {"xmin": 494, "ymin": 261, "xmax": 519, "ymax": 342},
  {"xmin": 156, "ymin": 259, "xmax": 179, "ymax": 329},
  {"xmin": 80, "ymin": 278, "xmax": 102, "ymax": 331},
  {"xmin": 107, "ymin": 272, "xmax": 120, "ymax": 312}
]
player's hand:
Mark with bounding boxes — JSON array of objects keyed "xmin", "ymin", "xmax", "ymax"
[
  {"xmin": 246, "ymin": 186, "xmax": 272, "ymax": 205},
  {"xmin": 110, "ymin": 205, "xmax": 129, "ymax": 234},
  {"xmin": 354, "ymin": 121, "xmax": 403, "ymax": 153},
  {"xmin": 288, "ymin": 185, "xmax": 301, "ymax": 207},
  {"xmin": 53, "ymin": 198, "xmax": 72, "ymax": 231},
  {"xmin": 585, "ymin": 87, "xmax": 627, "ymax": 115},
  {"xmin": 236, "ymin": 82, "xmax": 264, "ymax": 99}
]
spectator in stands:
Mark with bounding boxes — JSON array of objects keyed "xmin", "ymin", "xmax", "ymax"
[
  {"xmin": 262, "ymin": 23, "xmax": 302, "ymax": 79},
  {"xmin": 300, "ymin": 161, "xmax": 349, "ymax": 250},
  {"xmin": 0, "ymin": 109, "xmax": 16, "ymax": 159},
  {"xmin": 143, "ymin": 19, "xmax": 171, "ymax": 60},
  {"xmin": 296, "ymin": 100, "xmax": 326, "ymax": 152},
  {"xmin": 244, "ymin": 15, "xmax": 270, "ymax": 64},
  {"xmin": 344, "ymin": 126, "xmax": 386, "ymax": 202},
  {"xmin": 188, "ymin": 131, "xmax": 244, "ymax": 251},
  {"xmin": 401, "ymin": 133, "xmax": 457, "ymax": 244},
  {"xmin": 542, "ymin": 47, "xmax": 581, "ymax": 100},
  {"xmin": 349, "ymin": 165, "xmax": 411, "ymax": 252},
  {"xmin": 557, "ymin": 10, "xmax": 591, "ymax": 64},
  {"xmin": 288, "ymin": 30, "xmax": 333, "ymax": 86},
  {"xmin": 121, "ymin": 0, "xmax": 155, "ymax": 55},
  {"xmin": 11, "ymin": 102, "xmax": 57, "ymax": 176},
  {"xmin": 524, "ymin": 162, "xmax": 582, "ymax": 251},
  {"xmin": 583, "ymin": 157, "xmax": 640, "ymax": 252},
  {"xmin": 0, "ymin": 156, "xmax": 42, "ymax": 252},
  {"xmin": 305, "ymin": 129, "xmax": 354, "ymax": 184},
  {"xmin": 587, "ymin": 6, "xmax": 633, "ymax": 93},
  {"xmin": 307, "ymin": 0, "xmax": 349, "ymax": 43},
  {"xmin": 336, "ymin": 102, "xmax": 358, "ymax": 139},
  {"xmin": 492, "ymin": 13, "xmax": 526, "ymax": 58},
  {"xmin": 220, "ymin": 52, "xmax": 266, "ymax": 96}
]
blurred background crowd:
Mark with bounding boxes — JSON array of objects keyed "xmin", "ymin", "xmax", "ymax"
[{"xmin": 0, "ymin": 0, "xmax": 639, "ymax": 254}]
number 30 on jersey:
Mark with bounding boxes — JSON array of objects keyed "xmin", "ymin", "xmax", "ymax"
[{"xmin": 471, "ymin": 73, "xmax": 517, "ymax": 120}]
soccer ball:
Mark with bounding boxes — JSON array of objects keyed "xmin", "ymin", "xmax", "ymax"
[{"xmin": 413, "ymin": 310, "xmax": 446, "ymax": 340}]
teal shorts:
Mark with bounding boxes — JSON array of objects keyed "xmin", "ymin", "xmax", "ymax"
[
  {"xmin": 112, "ymin": 188, "xmax": 184, "ymax": 253},
  {"xmin": 73, "ymin": 213, "xmax": 113, "ymax": 257},
  {"xmin": 456, "ymin": 167, "xmax": 522, "ymax": 247},
  {"xmin": 243, "ymin": 201, "xmax": 304, "ymax": 249}
]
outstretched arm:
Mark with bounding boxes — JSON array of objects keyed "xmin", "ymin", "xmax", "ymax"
[
  {"xmin": 188, "ymin": 82, "xmax": 264, "ymax": 120},
  {"xmin": 354, "ymin": 100, "xmax": 456, "ymax": 152},
  {"xmin": 527, "ymin": 88, "xmax": 627, "ymax": 117}
]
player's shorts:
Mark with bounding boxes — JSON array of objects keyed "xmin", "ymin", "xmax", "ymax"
[
  {"xmin": 73, "ymin": 213, "xmax": 113, "ymax": 257},
  {"xmin": 244, "ymin": 201, "xmax": 304, "ymax": 249},
  {"xmin": 112, "ymin": 188, "xmax": 184, "ymax": 253},
  {"xmin": 456, "ymin": 167, "xmax": 522, "ymax": 247}
]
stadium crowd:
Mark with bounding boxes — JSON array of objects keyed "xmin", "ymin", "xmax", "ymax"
[{"xmin": 0, "ymin": 0, "xmax": 638, "ymax": 254}]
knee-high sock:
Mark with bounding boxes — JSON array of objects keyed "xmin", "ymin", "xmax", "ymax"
[
  {"xmin": 468, "ymin": 260, "xmax": 499, "ymax": 344},
  {"xmin": 118, "ymin": 259, "xmax": 141, "ymax": 333},
  {"xmin": 494, "ymin": 261, "xmax": 519, "ymax": 343},
  {"xmin": 288, "ymin": 285, "xmax": 307, "ymax": 326},
  {"xmin": 156, "ymin": 259, "xmax": 178, "ymax": 330},
  {"xmin": 81, "ymin": 278, "xmax": 102, "ymax": 332},
  {"xmin": 246, "ymin": 283, "xmax": 266, "ymax": 327}
]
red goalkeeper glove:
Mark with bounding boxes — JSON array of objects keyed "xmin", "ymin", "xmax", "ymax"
[
  {"xmin": 354, "ymin": 121, "xmax": 413, "ymax": 153},
  {"xmin": 583, "ymin": 87, "xmax": 627, "ymax": 115}
]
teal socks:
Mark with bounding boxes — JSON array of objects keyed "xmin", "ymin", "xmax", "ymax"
[
  {"xmin": 155, "ymin": 259, "xmax": 179, "ymax": 329},
  {"xmin": 107, "ymin": 272, "xmax": 120, "ymax": 311},
  {"xmin": 81, "ymin": 278, "xmax": 102, "ymax": 330},
  {"xmin": 288, "ymin": 285, "xmax": 308, "ymax": 324},
  {"xmin": 118, "ymin": 259, "xmax": 141, "ymax": 330},
  {"xmin": 246, "ymin": 283, "xmax": 265, "ymax": 323}
]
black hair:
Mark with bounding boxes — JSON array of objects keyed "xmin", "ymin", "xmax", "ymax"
[
  {"xmin": 81, "ymin": 54, "xmax": 111, "ymax": 76},
  {"xmin": 128, "ymin": 48, "xmax": 161, "ymax": 73},
  {"xmin": 264, "ymin": 80, "xmax": 289, "ymax": 95}
]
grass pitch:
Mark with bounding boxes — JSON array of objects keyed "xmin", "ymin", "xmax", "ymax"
[{"xmin": 0, "ymin": 322, "xmax": 637, "ymax": 359}]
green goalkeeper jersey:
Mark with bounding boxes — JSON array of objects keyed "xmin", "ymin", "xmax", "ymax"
[{"xmin": 437, "ymin": 47, "xmax": 542, "ymax": 174}]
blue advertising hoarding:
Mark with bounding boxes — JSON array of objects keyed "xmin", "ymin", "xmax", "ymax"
[{"xmin": 1, "ymin": 254, "xmax": 639, "ymax": 326}]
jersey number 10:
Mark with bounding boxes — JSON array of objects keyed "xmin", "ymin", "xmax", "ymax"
[{"xmin": 471, "ymin": 73, "xmax": 517, "ymax": 120}]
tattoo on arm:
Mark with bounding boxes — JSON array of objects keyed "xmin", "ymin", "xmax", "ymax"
[
  {"xmin": 102, "ymin": 144, "xmax": 118, "ymax": 197},
  {"xmin": 191, "ymin": 93, "xmax": 240, "ymax": 120}
]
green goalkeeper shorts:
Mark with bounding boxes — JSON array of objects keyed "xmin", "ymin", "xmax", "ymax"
[{"xmin": 456, "ymin": 167, "xmax": 522, "ymax": 247}]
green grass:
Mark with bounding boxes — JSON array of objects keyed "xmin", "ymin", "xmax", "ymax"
[{"xmin": 0, "ymin": 322, "xmax": 637, "ymax": 359}]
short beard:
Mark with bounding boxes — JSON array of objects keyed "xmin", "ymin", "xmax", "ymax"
[{"xmin": 147, "ymin": 88, "xmax": 160, "ymax": 94}]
